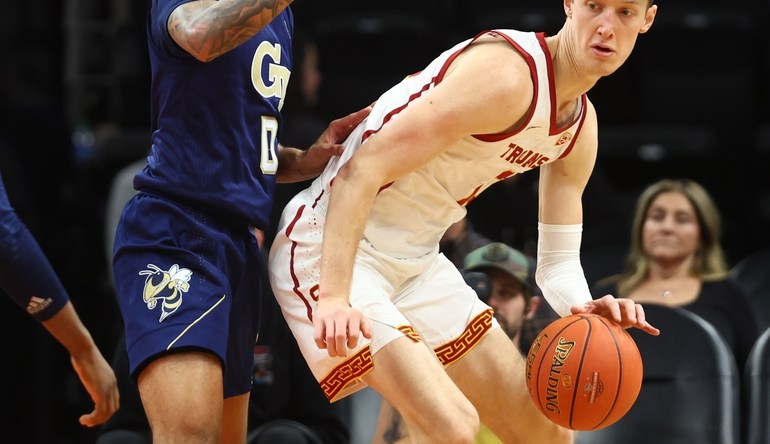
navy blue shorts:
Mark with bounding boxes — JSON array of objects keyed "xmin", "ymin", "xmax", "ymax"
[{"xmin": 113, "ymin": 193, "xmax": 262, "ymax": 397}]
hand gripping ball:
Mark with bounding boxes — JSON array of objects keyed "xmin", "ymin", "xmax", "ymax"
[{"xmin": 525, "ymin": 313, "xmax": 643, "ymax": 431}]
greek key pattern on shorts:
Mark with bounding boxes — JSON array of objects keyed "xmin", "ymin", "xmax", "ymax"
[
  {"xmin": 398, "ymin": 325, "xmax": 422, "ymax": 342},
  {"xmin": 434, "ymin": 308, "xmax": 494, "ymax": 366},
  {"xmin": 320, "ymin": 346, "xmax": 374, "ymax": 400}
]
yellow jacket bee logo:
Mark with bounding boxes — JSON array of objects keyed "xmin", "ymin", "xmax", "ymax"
[{"xmin": 139, "ymin": 263, "xmax": 193, "ymax": 322}]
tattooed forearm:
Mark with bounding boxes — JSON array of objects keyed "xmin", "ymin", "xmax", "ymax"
[{"xmin": 168, "ymin": 0, "xmax": 294, "ymax": 62}]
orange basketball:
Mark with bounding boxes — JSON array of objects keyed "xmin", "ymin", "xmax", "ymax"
[{"xmin": 525, "ymin": 313, "xmax": 643, "ymax": 431}]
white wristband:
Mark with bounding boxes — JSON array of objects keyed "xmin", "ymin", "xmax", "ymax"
[{"xmin": 535, "ymin": 222, "xmax": 593, "ymax": 317}]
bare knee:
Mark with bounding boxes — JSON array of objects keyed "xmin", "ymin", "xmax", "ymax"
[
  {"xmin": 144, "ymin": 393, "xmax": 223, "ymax": 443},
  {"xmin": 409, "ymin": 399, "xmax": 480, "ymax": 444},
  {"xmin": 521, "ymin": 419, "xmax": 573, "ymax": 444},
  {"xmin": 438, "ymin": 412, "xmax": 480, "ymax": 444},
  {"xmin": 149, "ymin": 415, "xmax": 221, "ymax": 444}
]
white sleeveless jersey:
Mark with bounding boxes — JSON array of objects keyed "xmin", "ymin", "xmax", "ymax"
[{"xmin": 300, "ymin": 30, "xmax": 587, "ymax": 259}]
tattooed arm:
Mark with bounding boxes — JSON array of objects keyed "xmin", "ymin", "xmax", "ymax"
[{"xmin": 167, "ymin": 0, "xmax": 294, "ymax": 62}]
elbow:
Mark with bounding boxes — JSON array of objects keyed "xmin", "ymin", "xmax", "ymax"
[
  {"xmin": 171, "ymin": 25, "xmax": 220, "ymax": 62},
  {"xmin": 190, "ymin": 43, "xmax": 221, "ymax": 63},
  {"xmin": 191, "ymin": 52, "xmax": 216, "ymax": 63},
  {"xmin": 183, "ymin": 38, "xmax": 218, "ymax": 63},
  {"xmin": 337, "ymin": 159, "xmax": 385, "ymax": 190}
]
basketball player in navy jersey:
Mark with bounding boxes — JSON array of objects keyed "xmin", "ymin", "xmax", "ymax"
[
  {"xmin": 111, "ymin": 1, "xmax": 369, "ymax": 443},
  {"xmin": 269, "ymin": 0, "xmax": 660, "ymax": 442},
  {"xmin": 0, "ymin": 173, "xmax": 119, "ymax": 427}
]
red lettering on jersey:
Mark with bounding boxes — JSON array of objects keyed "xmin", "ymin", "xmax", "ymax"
[
  {"xmin": 515, "ymin": 150, "xmax": 535, "ymax": 165},
  {"xmin": 504, "ymin": 143, "xmax": 548, "ymax": 170},
  {"xmin": 504, "ymin": 143, "xmax": 524, "ymax": 162},
  {"xmin": 524, "ymin": 153, "xmax": 550, "ymax": 168},
  {"xmin": 458, "ymin": 184, "xmax": 484, "ymax": 206}
]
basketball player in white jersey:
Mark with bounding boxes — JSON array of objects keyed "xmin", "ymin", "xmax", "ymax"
[{"xmin": 269, "ymin": 1, "xmax": 660, "ymax": 442}]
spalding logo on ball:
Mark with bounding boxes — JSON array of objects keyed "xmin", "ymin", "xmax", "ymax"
[{"xmin": 525, "ymin": 313, "xmax": 643, "ymax": 431}]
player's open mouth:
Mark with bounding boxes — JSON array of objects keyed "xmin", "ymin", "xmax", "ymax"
[{"xmin": 591, "ymin": 44, "xmax": 615, "ymax": 57}]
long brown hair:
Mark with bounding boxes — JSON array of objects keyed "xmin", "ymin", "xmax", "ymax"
[{"xmin": 615, "ymin": 179, "xmax": 728, "ymax": 297}]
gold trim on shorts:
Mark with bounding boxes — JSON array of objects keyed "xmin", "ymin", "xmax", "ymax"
[
  {"xmin": 319, "ymin": 310, "xmax": 493, "ymax": 400},
  {"xmin": 434, "ymin": 308, "xmax": 494, "ymax": 365},
  {"xmin": 320, "ymin": 345, "xmax": 374, "ymax": 400},
  {"xmin": 397, "ymin": 325, "xmax": 422, "ymax": 342},
  {"xmin": 319, "ymin": 325, "xmax": 422, "ymax": 400}
]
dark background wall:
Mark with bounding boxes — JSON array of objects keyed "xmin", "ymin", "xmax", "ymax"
[{"xmin": 0, "ymin": 1, "xmax": 768, "ymax": 442}]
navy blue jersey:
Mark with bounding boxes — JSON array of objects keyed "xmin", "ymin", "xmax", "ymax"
[{"xmin": 136, "ymin": 0, "xmax": 294, "ymax": 229}]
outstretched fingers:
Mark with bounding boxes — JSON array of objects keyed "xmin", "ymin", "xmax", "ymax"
[
  {"xmin": 575, "ymin": 295, "xmax": 660, "ymax": 336},
  {"xmin": 634, "ymin": 304, "xmax": 660, "ymax": 336},
  {"xmin": 327, "ymin": 106, "xmax": 373, "ymax": 144},
  {"xmin": 347, "ymin": 314, "xmax": 373, "ymax": 349},
  {"xmin": 613, "ymin": 297, "xmax": 659, "ymax": 335},
  {"xmin": 313, "ymin": 305, "xmax": 372, "ymax": 357}
]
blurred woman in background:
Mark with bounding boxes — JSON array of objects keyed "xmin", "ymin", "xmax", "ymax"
[{"xmin": 594, "ymin": 178, "xmax": 760, "ymax": 373}]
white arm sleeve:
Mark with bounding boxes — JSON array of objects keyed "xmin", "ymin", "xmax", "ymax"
[{"xmin": 535, "ymin": 222, "xmax": 593, "ymax": 317}]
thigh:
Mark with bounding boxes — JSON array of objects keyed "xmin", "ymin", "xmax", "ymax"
[
  {"xmin": 446, "ymin": 329, "xmax": 572, "ymax": 443},
  {"xmin": 362, "ymin": 336, "xmax": 477, "ymax": 440},
  {"xmin": 138, "ymin": 351, "xmax": 224, "ymax": 443},
  {"xmin": 221, "ymin": 393, "xmax": 250, "ymax": 444}
]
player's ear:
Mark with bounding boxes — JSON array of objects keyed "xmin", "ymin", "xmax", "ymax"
[
  {"xmin": 564, "ymin": 0, "xmax": 573, "ymax": 18},
  {"xmin": 639, "ymin": 4, "xmax": 658, "ymax": 34}
]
